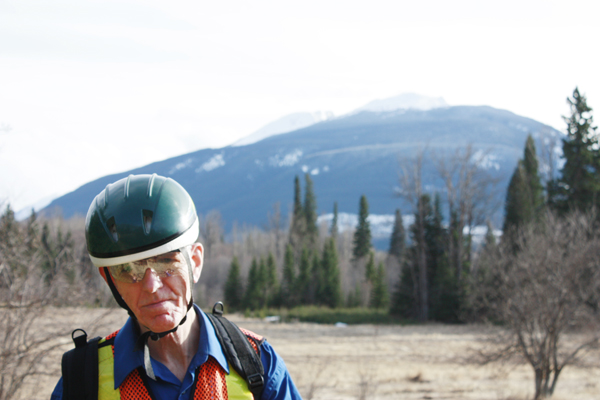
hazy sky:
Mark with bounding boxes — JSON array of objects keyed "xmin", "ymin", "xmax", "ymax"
[{"xmin": 1, "ymin": 0, "xmax": 599, "ymax": 212}]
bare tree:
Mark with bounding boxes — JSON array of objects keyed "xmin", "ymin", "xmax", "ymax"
[
  {"xmin": 436, "ymin": 145, "xmax": 500, "ymax": 282},
  {"xmin": 0, "ymin": 208, "xmax": 106, "ymax": 400},
  {"xmin": 199, "ymin": 210, "xmax": 224, "ymax": 260},
  {"xmin": 471, "ymin": 211, "xmax": 600, "ymax": 399},
  {"xmin": 266, "ymin": 202, "xmax": 286, "ymax": 260}
]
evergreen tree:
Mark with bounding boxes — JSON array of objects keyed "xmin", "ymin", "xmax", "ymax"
[
  {"xmin": 224, "ymin": 256, "xmax": 243, "ymax": 311},
  {"xmin": 548, "ymin": 87, "xmax": 600, "ymax": 213},
  {"xmin": 370, "ymin": 262, "xmax": 390, "ymax": 309},
  {"xmin": 330, "ymin": 202, "xmax": 339, "ymax": 238},
  {"xmin": 303, "ymin": 173, "xmax": 318, "ymax": 248},
  {"xmin": 388, "ymin": 209, "xmax": 405, "ymax": 262},
  {"xmin": 289, "ymin": 176, "xmax": 306, "ymax": 250},
  {"xmin": 281, "ymin": 244, "xmax": 296, "ymax": 307},
  {"xmin": 365, "ymin": 251, "xmax": 376, "ymax": 283},
  {"xmin": 503, "ymin": 135, "xmax": 545, "ymax": 233},
  {"xmin": 265, "ymin": 253, "xmax": 279, "ymax": 307},
  {"xmin": 244, "ymin": 258, "xmax": 261, "ymax": 310},
  {"xmin": 427, "ymin": 194, "xmax": 460, "ymax": 322},
  {"xmin": 391, "ymin": 194, "xmax": 454, "ymax": 321},
  {"xmin": 352, "ymin": 195, "xmax": 372, "ymax": 259},
  {"xmin": 297, "ymin": 247, "xmax": 312, "ymax": 305},
  {"xmin": 311, "ymin": 251, "xmax": 323, "ymax": 305},
  {"xmin": 320, "ymin": 238, "xmax": 342, "ymax": 308}
]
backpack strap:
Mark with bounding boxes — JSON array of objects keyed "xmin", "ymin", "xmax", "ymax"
[
  {"xmin": 206, "ymin": 302, "xmax": 265, "ymax": 400},
  {"xmin": 61, "ymin": 329, "xmax": 102, "ymax": 400}
]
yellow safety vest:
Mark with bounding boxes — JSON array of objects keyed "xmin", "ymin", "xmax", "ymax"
[{"xmin": 97, "ymin": 336, "xmax": 255, "ymax": 400}]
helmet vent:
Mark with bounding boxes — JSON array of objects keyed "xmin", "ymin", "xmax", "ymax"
[
  {"xmin": 107, "ymin": 217, "xmax": 119, "ymax": 242},
  {"xmin": 147, "ymin": 173, "xmax": 157, "ymax": 197},
  {"xmin": 142, "ymin": 210, "xmax": 153, "ymax": 235}
]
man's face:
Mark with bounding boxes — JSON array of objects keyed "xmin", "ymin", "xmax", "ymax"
[{"xmin": 107, "ymin": 243, "xmax": 203, "ymax": 334}]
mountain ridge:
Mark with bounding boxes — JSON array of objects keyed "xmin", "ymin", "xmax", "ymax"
[{"xmin": 43, "ymin": 105, "xmax": 560, "ymax": 239}]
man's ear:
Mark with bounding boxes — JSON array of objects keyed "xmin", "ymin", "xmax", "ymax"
[{"xmin": 190, "ymin": 243, "xmax": 204, "ymax": 283}]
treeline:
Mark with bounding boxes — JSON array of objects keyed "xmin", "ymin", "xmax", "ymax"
[{"xmin": 219, "ymin": 87, "xmax": 600, "ymax": 328}]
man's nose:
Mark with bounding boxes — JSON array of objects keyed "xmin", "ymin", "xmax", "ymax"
[{"xmin": 141, "ymin": 268, "xmax": 162, "ymax": 292}]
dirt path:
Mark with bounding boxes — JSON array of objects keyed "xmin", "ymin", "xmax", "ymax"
[{"xmin": 21, "ymin": 309, "xmax": 600, "ymax": 400}]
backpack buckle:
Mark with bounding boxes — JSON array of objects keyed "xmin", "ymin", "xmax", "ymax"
[{"xmin": 247, "ymin": 373, "xmax": 264, "ymax": 390}]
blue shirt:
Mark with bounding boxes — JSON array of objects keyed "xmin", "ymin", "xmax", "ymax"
[{"xmin": 51, "ymin": 306, "xmax": 301, "ymax": 400}]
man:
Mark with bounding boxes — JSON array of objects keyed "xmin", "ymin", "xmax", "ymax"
[{"xmin": 51, "ymin": 174, "xmax": 301, "ymax": 399}]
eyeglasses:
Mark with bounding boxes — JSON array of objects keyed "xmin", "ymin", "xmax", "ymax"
[{"xmin": 109, "ymin": 250, "xmax": 187, "ymax": 283}]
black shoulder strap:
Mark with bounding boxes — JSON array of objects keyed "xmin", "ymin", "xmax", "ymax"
[
  {"xmin": 61, "ymin": 329, "xmax": 102, "ymax": 400},
  {"xmin": 206, "ymin": 302, "xmax": 265, "ymax": 400}
]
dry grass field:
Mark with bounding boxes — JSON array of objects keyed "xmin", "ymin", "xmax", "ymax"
[{"xmin": 18, "ymin": 308, "xmax": 599, "ymax": 400}]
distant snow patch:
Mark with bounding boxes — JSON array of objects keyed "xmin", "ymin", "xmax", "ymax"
[
  {"xmin": 269, "ymin": 150, "xmax": 303, "ymax": 167},
  {"xmin": 169, "ymin": 158, "xmax": 194, "ymax": 175},
  {"xmin": 472, "ymin": 150, "xmax": 501, "ymax": 171},
  {"xmin": 509, "ymin": 122, "xmax": 529, "ymax": 133},
  {"xmin": 196, "ymin": 154, "xmax": 225, "ymax": 173}
]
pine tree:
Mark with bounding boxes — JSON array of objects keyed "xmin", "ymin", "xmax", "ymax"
[
  {"xmin": 370, "ymin": 262, "xmax": 390, "ymax": 309},
  {"xmin": 224, "ymin": 257, "xmax": 243, "ymax": 311},
  {"xmin": 426, "ymin": 194, "xmax": 460, "ymax": 322},
  {"xmin": 303, "ymin": 173, "xmax": 318, "ymax": 248},
  {"xmin": 311, "ymin": 251, "xmax": 323, "ymax": 305},
  {"xmin": 265, "ymin": 253, "xmax": 279, "ymax": 307},
  {"xmin": 297, "ymin": 247, "xmax": 312, "ymax": 305},
  {"xmin": 281, "ymin": 244, "xmax": 296, "ymax": 307},
  {"xmin": 503, "ymin": 135, "xmax": 545, "ymax": 233},
  {"xmin": 548, "ymin": 87, "xmax": 600, "ymax": 213},
  {"xmin": 320, "ymin": 238, "xmax": 342, "ymax": 308},
  {"xmin": 365, "ymin": 251, "xmax": 376, "ymax": 283},
  {"xmin": 244, "ymin": 258, "xmax": 261, "ymax": 310},
  {"xmin": 330, "ymin": 202, "xmax": 339, "ymax": 238},
  {"xmin": 388, "ymin": 209, "xmax": 405, "ymax": 262},
  {"xmin": 352, "ymin": 195, "xmax": 372, "ymax": 259},
  {"xmin": 289, "ymin": 176, "xmax": 306, "ymax": 250}
]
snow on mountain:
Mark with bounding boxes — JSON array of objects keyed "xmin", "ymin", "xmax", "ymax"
[
  {"xmin": 353, "ymin": 93, "xmax": 448, "ymax": 113},
  {"xmin": 233, "ymin": 111, "xmax": 334, "ymax": 147}
]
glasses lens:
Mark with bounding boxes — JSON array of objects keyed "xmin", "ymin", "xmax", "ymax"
[{"xmin": 109, "ymin": 251, "xmax": 186, "ymax": 283}]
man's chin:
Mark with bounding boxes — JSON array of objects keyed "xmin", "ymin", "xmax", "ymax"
[{"xmin": 139, "ymin": 311, "xmax": 186, "ymax": 334}]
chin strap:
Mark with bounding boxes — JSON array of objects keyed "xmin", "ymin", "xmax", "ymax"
[{"xmin": 104, "ymin": 246, "xmax": 197, "ymax": 381}]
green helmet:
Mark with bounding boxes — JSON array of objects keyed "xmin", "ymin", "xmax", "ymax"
[{"xmin": 85, "ymin": 174, "xmax": 199, "ymax": 267}]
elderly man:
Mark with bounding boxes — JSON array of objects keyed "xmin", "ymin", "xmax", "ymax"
[{"xmin": 52, "ymin": 174, "xmax": 301, "ymax": 400}]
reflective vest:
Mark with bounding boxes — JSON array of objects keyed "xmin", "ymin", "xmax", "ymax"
[{"xmin": 97, "ymin": 330, "xmax": 261, "ymax": 400}]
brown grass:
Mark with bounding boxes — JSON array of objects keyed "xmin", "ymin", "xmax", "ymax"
[{"xmin": 17, "ymin": 309, "xmax": 600, "ymax": 400}]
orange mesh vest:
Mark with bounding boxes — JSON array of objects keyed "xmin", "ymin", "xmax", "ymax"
[{"xmin": 97, "ymin": 328, "xmax": 263, "ymax": 400}]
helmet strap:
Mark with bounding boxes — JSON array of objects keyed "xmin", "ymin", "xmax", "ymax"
[{"xmin": 103, "ymin": 267, "xmax": 136, "ymax": 319}]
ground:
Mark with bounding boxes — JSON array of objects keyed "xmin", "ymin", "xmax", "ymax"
[{"xmin": 19, "ymin": 308, "xmax": 600, "ymax": 400}]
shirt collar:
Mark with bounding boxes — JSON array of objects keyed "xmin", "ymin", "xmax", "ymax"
[{"xmin": 112, "ymin": 305, "xmax": 229, "ymax": 388}]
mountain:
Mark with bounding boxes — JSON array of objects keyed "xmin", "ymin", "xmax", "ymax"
[
  {"xmin": 44, "ymin": 105, "xmax": 560, "ymax": 245},
  {"xmin": 234, "ymin": 93, "xmax": 447, "ymax": 147},
  {"xmin": 234, "ymin": 111, "xmax": 334, "ymax": 146},
  {"xmin": 353, "ymin": 93, "xmax": 448, "ymax": 113}
]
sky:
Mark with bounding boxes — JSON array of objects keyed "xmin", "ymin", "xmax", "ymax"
[{"xmin": 1, "ymin": 0, "xmax": 599, "ymax": 212}]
